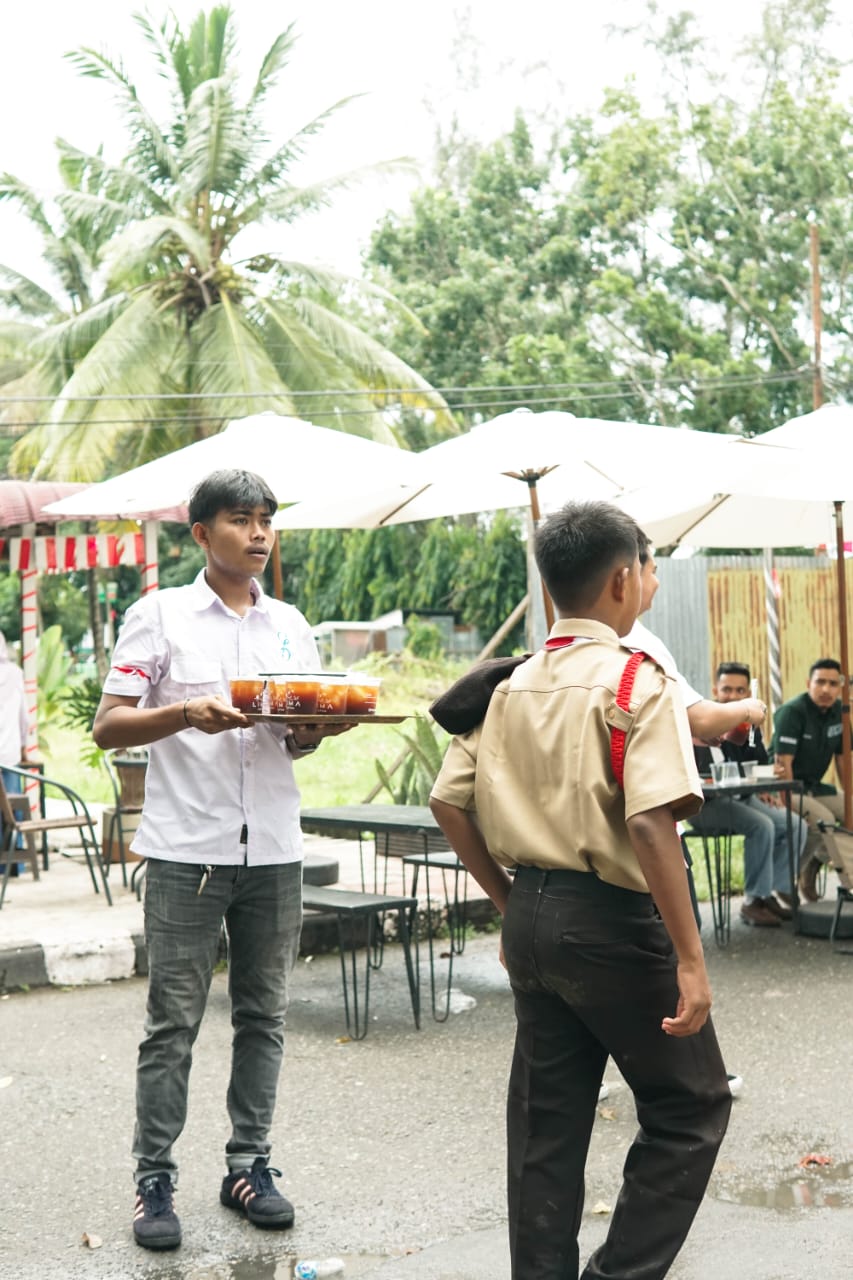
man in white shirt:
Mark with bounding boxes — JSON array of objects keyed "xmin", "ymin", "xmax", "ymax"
[
  {"xmin": 624, "ymin": 540, "xmax": 766, "ymax": 744},
  {"xmin": 93, "ymin": 469, "xmax": 350, "ymax": 1252}
]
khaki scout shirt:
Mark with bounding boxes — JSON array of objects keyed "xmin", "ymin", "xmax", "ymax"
[{"xmin": 430, "ymin": 618, "xmax": 703, "ymax": 894}]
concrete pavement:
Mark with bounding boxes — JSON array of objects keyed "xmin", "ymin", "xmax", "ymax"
[{"xmin": 2, "ymin": 837, "xmax": 853, "ymax": 1278}]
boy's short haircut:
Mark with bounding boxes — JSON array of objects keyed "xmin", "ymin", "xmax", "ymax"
[
  {"xmin": 637, "ymin": 529, "xmax": 653, "ymax": 565},
  {"xmin": 715, "ymin": 661, "xmax": 751, "ymax": 682},
  {"xmin": 534, "ymin": 500, "xmax": 641, "ymax": 612},
  {"xmin": 188, "ymin": 469, "xmax": 278, "ymax": 526},
  {"xmin": 809, "ymin": 657, "xmax": 842, "ymax": 678}
]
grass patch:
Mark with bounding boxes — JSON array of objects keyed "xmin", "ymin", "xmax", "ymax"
[{"xmin": 686, "ymin": 834, "xmax": 746, "ymax": 902}]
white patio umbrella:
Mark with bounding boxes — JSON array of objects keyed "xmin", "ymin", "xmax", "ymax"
[
  {"xmin": 275, "ymin": 409, "xmax": 751, "ymax": 628},
  {"xmin": 618, "ymin": 403, "xmax": 853, "ymax": 822},
  {"xmin": 42, "ymin": 413, "xmax": 421, "ymax": 599},
  {"xmin": 43, "ymin": 412, "xmax": 421, "ymax": 522}
]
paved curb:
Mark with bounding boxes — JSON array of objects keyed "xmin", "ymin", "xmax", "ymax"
[{"xmin": 0, "ymin": 898, "xmax": 500, "ymax": 993}]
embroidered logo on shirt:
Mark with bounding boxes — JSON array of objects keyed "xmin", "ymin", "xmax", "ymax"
[{"xmin": 112, "ymin": 664, "xmax": 151, "ymax": 681}]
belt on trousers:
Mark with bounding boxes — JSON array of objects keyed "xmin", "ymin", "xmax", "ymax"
[{"xmin": 513, "ymin": 864, "xmax": 653, "ymax": 906}]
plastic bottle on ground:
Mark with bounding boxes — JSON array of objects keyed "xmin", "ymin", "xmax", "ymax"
[{"xmin": 294, "ymin": 1260, "xmax": 345, "ymax": 1279}]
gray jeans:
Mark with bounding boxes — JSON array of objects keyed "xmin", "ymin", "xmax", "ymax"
[{"xmin": 133, "ymin": 859, "xmax": 302, "ymax": 1184}]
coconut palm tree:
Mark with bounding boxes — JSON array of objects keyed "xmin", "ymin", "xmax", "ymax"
[{"xmin": 0, "ymin": 5, "xmax": 452, "ymax": 480}]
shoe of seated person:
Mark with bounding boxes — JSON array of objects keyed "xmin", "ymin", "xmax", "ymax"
[
  {"xmin": 776, "ymin": 890, "xmax": 796, "ymax": 908},
  {"xmin": 220, "ymin": 1157, "xmax": 295, "ymax": 1229},
  {"xmin": 740, "ymin": 899, "xmax": 781, "ymax": 927},
  {"xmin": 761, "ymin": 895, "xmax": 793, "ymax": 922},
  {"xmin": 133, "ymin": 1172, "xmax": 181, "ymax": 1250}
]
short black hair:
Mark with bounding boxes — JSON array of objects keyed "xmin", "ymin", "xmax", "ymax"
[
  {"xmin": 637, "ymin": 529, "xmax": 653, "ymax": 566},
  {"xmin": 188, "ymin": 469, "xmax": 277, "ymax": 526},
  {"xmin": 534, "ymin": 500, "xmax": 640, "ymax": 612},
  {"xmin": 716, "ymin": 661, "xmax": 751, "ymax": 682},
  {"xmin": 809, "ymin": 657, "xmax": 842, "ymax": 678}
]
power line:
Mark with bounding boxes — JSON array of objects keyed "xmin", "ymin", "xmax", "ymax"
[
  {"xmin": 0, "ymin": 372, "xmax": 813, "ymax": 433},
  {"xmin": 0, "ymin": 367, "xmax": 812, "ymax": 412}
]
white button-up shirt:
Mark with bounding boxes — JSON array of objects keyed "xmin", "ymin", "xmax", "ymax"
[{"xmin": 103, "ymin": 571, "xmax": 321, "ymax": 866}]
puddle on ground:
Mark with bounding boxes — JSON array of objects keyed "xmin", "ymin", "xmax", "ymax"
[
  {"xmin": 718, "ymin": 1161, "xmax": 853, "ymax": 1210},
  {"xmin": 145, "ymin": 1252, "xmax": 395, "ymax": 1280}
]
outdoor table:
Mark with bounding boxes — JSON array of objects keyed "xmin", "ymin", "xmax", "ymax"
[
  {"xmin": 693, "ymin": 779, "xmax": 804, "ymax": 946},
  {"xmin": 300, "ymin": 804, "xmax": 468, "ymax": 1020}
]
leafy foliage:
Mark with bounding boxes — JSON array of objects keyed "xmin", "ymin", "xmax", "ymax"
[
  {"xmin": 365, "ymin": 3, "xmax": 853, "ymax": 431},
  {"xmin": 35, "ymin": 625, "xmax": 73, "ymax": 753},
  {"xmin": 374, "ymin": 715, "xmax": 449, "ymax": 805},
  {"xmin": 0, "ymin": 5, "xmax": 452, "ymax": 480},
  {"xmin": 59, "ymin": 674, "xmax": 105, "ymax": 768},
  {"xmin": 280, "ymin": 511, "xmax": 526, "ymax": 654}
]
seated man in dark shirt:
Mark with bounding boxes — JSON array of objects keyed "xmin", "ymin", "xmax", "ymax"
[
  {"xmin": 688, "ymin": 662, "xmax": 807, "ymax": 927},
  {"xmin": 771, "ymin": 657, "xmax": 853, "ymax": 900}
]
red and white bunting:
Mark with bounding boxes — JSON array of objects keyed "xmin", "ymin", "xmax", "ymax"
[{"xmin": 3, "ymin": 533, "xmax": 146, "ymax": 573}]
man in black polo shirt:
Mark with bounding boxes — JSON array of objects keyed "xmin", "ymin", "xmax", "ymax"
[{"xmin": 771, "ymin": 658, "xmax": 853, "ymax": 900}]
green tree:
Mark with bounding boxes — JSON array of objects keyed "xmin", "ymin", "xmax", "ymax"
[
  {"xmin": 0, "ymin": 5, "xmax": 452, "ymax": 480},
  {"xmin": 366, "ymin": 1, "xmax": 852, "ymax": 432}
]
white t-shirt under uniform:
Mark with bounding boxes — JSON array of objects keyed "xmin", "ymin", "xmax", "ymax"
[
  {"xmin": 623, "ymin": 619, "xmax": 702, "ymax": 709},
  {"xmin": 103, "ymin": 571, "xmax": 320, "ymax": 867}
]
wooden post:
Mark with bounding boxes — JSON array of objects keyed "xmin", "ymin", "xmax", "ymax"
[
  {"xmin": 812, "ymin": 222, "xmax": 852, "ymax": 824},
  {"xmin": 810, "ymin": 223, "xmax": 824, "ymax": 411}
]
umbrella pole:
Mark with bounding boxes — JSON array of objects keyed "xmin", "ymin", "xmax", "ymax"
[
  {"xmin": 527, "ymin": 481, "xmax": 554, "ymax": 631},
  {"xmin": 833, "ymin": 501, "xmax": 852, "ymax": 827},
  {"xmin": 762, "ymin": 547, "xmax": 783, "ymax": 713}
]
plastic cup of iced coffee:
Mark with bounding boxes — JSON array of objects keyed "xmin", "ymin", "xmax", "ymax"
[
  {"xmin": 345, "ymin": 674, "xmax": 382, "ymax": 715},
  {"xmin": 316, "ymin": 674, "xmax": 350, "ymax": 714},
  {"xmin": 230, "ymin": 678, "xmax": 266, "ymax": 712}
]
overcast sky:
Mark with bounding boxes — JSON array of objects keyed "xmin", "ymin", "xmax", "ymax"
[{"xmin": 2, "ymin": 0, "xmax": 848, "ymax": 283}]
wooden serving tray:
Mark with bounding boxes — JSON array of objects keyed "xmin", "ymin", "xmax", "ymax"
[{"xmin": 244, "ymin": 713, "xmax": 409, "ymax": 724}]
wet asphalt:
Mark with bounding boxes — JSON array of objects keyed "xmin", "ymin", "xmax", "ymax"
[{"xmin": 2, "ymin": 912, "xmax": 853, "ymax": 1280}]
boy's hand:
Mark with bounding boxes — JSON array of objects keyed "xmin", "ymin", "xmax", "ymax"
[
  {"xmin": 185, "ymin": 696, "xmax": 250, "ymax": 734},
  {"xmin": 662, "ymin": 959, "xmax": 712, "ymax": 1037}
]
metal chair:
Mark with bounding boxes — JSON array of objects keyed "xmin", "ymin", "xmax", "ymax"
[{"xmin": 0, "ymin": 764, "xmax": 112, "ymax": 908}]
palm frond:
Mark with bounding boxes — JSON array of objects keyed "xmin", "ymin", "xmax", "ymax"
[
  {"xmin": 100, "ymin": 216, "xmax": 212, "ymax": 286},
  {"xmin": 0, "ymin": 265, "xmax": 61, "ymax": 319},
  {"xmin": 29, "ymin": 292, "xmax": 132, "ymax": 364},
  {"xmin": 64, "ymin": 47, "xmax": 181, "ymax": 186},
  {"xmin": 0, "ymin": 174, "xmax": 54, "ymax": 238},
  {"xmin": 19, "ymin": 291, "xmax": 179, "ymax": 479},
  {"xmin": 180, "ymin": 74, "xmax": 248, "ymax": 197},
  {"xmin": 238, "ymin": 157, "xmax": 416, "ymax": 231},
  {"xmin": 253, "ymin": 296, "xmax": 392, "ymax": 439},
  {"xmin": 189, "ymin": 297, "xmax": 297, "ymax": 421},
  {"xmin": 54, "ymin": 140, "xmax": 170, "ymax": 214},
  {"xmin": 0, "ymin": 320, "xmax": 43, "ymax": 388},
  {"xmin": 292, "ymin": 297, "xmax": 455, "ymax": 429},
  {"xmin": 264, "ymin": 258, "xmax": 426, "ymax": 330},
  {"xmin": 250, "ymin": 25, "xmax": 299, "ymax": 105}
]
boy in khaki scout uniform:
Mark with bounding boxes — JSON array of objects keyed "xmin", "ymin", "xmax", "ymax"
[{"xmin": 430, "ymin": 500, "xmax": 731, "ymax": 1280}]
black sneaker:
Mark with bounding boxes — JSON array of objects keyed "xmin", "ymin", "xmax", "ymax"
[
  {"xmin": 133, "ymin": 1173, "xmax": 181, "ymax": 1250},
  {"xmin": 220, "ymin": 1157, "xmax": 295, "ymax": 1229}
]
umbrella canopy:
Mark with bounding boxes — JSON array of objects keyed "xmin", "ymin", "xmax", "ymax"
[
  {"xmin": 274, "ymin": 409, "xmax": 745, "ymax": 531},
  {"xmin": 0, "ymin": 480, "xmax": 87, "ymax": 528},
  {"xmin": 274, "ymin": 409, "xmax": 775, "ymax": 630},
  {"xmin": 617, "ymin": 403, "xmax": 853, "ymax": 823},
  {"xmin": 43, "ymin": 413, "xmax": 421, "ymax": 522}
]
